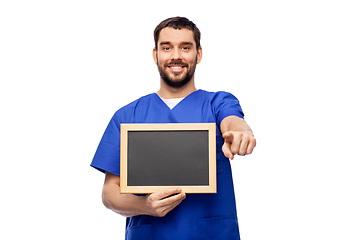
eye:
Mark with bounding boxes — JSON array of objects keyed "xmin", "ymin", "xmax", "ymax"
[
  {"xmin": 163, "ymin": 46, "xmax": 171, "ymax": 51},
  {"xmin": 182, "ymin": 46, "xmax": 190, "ymax": 51}
]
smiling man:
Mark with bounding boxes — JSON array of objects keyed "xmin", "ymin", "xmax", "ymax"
[{"xmin": 91, "ymin": 17, "xmax": 256, "ymax": 240}]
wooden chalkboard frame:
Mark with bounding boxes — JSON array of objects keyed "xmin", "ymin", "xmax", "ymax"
[{"xmin": 120, "ymin": 123, "xmax": 216, "ymax": 193}]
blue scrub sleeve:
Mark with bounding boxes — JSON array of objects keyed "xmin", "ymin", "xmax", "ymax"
[
  {"xmin": 91, "ymin": 114, "xmax": 121, "ymax": 176},
  {"xmin": 211, "ymin": 91, "xmax": 244, "ymax": 125}
]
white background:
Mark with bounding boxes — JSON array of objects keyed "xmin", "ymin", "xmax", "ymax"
[{"xmin": 1, "ymin": 0, "xmax": 359, "ymax": 239}]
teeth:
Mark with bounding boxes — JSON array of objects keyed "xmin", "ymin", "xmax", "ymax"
[{"xmin": 170, "ymin": 66, "xmax": 182, "ymax": 69}]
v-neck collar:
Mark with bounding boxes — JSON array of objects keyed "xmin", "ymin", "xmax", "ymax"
[
  {"xmin": 160, "ymin": 97, "xmax": 185, "ymax": 110},
  {"xmin": 154, "ymin": 89, "xmax": 202, "ymax": 111}
]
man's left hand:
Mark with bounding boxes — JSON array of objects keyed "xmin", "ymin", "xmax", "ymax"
[{"xmin": 222, "ymin": 131, "xmax": 256, "ymax": 160}]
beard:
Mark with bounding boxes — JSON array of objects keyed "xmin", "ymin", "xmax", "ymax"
[{"xmin": 157, "ymin": 57, "xmax": 197, "ymax": 88}]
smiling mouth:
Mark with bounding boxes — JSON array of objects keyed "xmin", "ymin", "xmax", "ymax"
[
  {"xmin": 167, "ymin": 61, "xmax": 187, "ymax": 72},
  {"xmin": 166, "ymin": 65, "xmax": 185, "ymax": 73},
  {"xmin": 170, "ymin": 65, "xmax": 184, "ymax": 69}
]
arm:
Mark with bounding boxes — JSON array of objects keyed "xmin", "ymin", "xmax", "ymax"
[
  {"xmin": 220, "ymin": 115, "xmax": 256, "ymax": 159},
  {"xmin": 102, "ymin": 172, "xmax": 186, "ymax": 217}
]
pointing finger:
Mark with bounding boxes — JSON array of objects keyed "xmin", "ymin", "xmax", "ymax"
[{"xmin": 222, "ymin": 141, "xmax": 234, "ymax": 160}]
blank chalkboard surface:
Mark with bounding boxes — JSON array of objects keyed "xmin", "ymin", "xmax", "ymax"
[{"xmin": 120, "ymin": 123, "xmax": 216, "ymax": 193}]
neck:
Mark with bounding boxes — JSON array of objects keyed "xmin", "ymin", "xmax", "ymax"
[{"xmin": 157, "ymin": 78, "xmax": 197, "ymax": 99}]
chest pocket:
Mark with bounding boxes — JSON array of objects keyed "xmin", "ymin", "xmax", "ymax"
[{"xmin": 197, "ymin": 215, "xmax": 240, "ymax": 240}]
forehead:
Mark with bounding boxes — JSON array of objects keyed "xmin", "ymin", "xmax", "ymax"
[{"xmin": 158, "ymin": 27, "xmax": 195, "ymax": 45}]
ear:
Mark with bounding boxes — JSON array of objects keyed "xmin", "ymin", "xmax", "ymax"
[
  {"xmin": 152, "ymin": 47, "xmax": 158, "ymax": 65},
  {"xmin": 196, "ymin": 46, "xmax": 203, "ymax": 64}
]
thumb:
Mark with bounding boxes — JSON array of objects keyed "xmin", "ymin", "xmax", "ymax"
[{"xmin": 222, "ymin": 131, "xmax": 234, "ymax": 143}]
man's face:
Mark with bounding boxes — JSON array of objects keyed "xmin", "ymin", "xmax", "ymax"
[{"xmin": 153, "ymin": 27, "xmax": 202, "ymax": 88}]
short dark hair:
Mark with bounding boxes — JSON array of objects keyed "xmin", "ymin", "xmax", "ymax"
[{"xmin": 154, "ymin": 17, "xmax": 201, "ymax": 50}]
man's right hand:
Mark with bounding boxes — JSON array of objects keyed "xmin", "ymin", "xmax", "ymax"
[
  {"xmin": 145, "ymin": 188, "xmax": 186, "ymax": 217},
  {"xmin": 102, "ymin": 172, "xmax": 186, "ymax": 217}
]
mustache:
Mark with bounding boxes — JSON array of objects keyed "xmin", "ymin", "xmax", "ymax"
[{"xmin": 164, "ymin": 61, "xmax": 189, "ymax": 67}]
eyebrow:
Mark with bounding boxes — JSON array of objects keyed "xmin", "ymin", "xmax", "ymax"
[
  {"xmin": 159, "ymin": 41, "xmax": 171, "ymax": 46},
  {"xmin": 181, "ymin": 42, "xmax": 194, "ymax": 46},
  {"xmin": 159, "ymin": 41, "xmax": 194, "ymax": 46}
]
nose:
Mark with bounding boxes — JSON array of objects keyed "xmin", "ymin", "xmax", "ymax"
[{"xmin": 171, "ymin": 47, "xmax": 182, "ymax": 60}]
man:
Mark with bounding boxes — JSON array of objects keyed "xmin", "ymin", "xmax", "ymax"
[{"xmin": 91, "ymin": 17, "xmax": 256, "ymax": 240}]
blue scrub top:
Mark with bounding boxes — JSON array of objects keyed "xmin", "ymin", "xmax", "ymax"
[{"xmin": 91, "ymin": 90, "xmax": 244, "ymax": 240}]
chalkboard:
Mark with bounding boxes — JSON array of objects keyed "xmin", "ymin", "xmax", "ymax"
[{"xmin": 120, "ymin": 123, "xmax": 216, "ymax": 193}]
